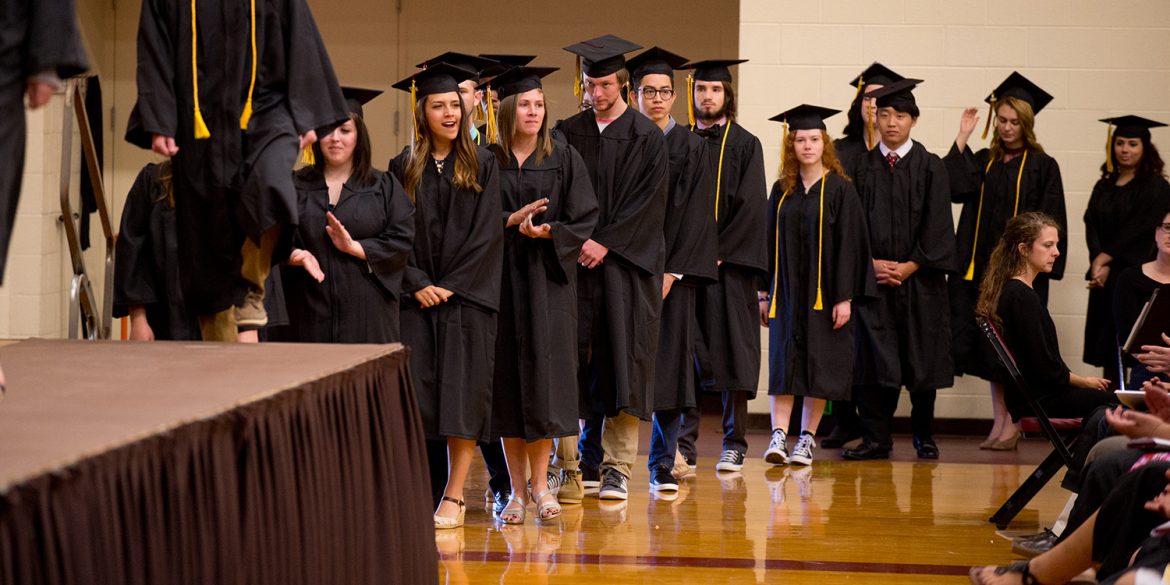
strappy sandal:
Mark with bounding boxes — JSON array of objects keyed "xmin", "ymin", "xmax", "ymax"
[
  {"xmin": 434, "ymin": 496, "xmax": 465, "ymax": 530},
  {"xmin": 969, "ymin": 560, "xmax": 1046, "ymax": 585},
  {"xmin": 532, "ymin": 488, "xmax": 561, "ymax": 521},
  {"xmin": 498, "ymin": 493, "xmax": 527, "ymax": 525}
]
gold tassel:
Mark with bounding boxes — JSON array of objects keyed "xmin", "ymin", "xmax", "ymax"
[
  {"xmin": 981, "ymin": 95, "xmax": 996, "ymax": 141},
  {"xmin": 191, "ymin": 0, "xmax": 210, "ymax": 139},
  {"xmin": 1013, "ymin": 151, "xmax": 1029, "ymax": 216},
  {"xmin": 714, "ymin": 123, "xmax": 732, "ymax": 222},
  {"xmin": 686, "ymin": 73, "xmax": 695, "ymax": 129},
  {"xmin": 813, "ymin": 172, "xmax": 826, "ymax": 311},
  {"xmin": 625, "ymin": 81, "xmax": 633, "ymax": 107},
  {"xmin": 778, "ymin": 121, "xmax": 788, "ymax": 174},
  {"xmin": 410, "ymin": 80, "xmax": 420, "ymax": 143},
  {"xmin": 238, "ymin": 0, "xmax": 257, "ymax": 129},
  {"xmin": 866, "ymin": 111, "xmax": 874, "ymax": 150},
  {"xmin": 485, "ymin": 83, "xmax": 498, "ymax": 144},
  {"xmin": 574, "ymin": 56, "xmax": 583, "ymax": 109},
  {"xmin": 768, "ymin": 187, "xmax": 792, "ymax": 319},
  {"xmin": 854, "ymin": 75, "xmax": 864, "ymax": 99},
  {"xmin": 963, "ymin": 158, "xmax": 996, "ymax": 281},
  {"xmin": 1105, "ymin": 123, "xmax": 1115, "ymax": 174},
  {"xmin": 301, "ymin": 147, "xmax": 315, "ymax": 166}
]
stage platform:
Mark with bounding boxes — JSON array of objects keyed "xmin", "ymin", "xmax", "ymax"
[{"xmin": 0, "ymin": 339, "xmax": 436, "ymax": 585}]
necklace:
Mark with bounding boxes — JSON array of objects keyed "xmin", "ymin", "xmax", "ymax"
[{"xmin": 434, "ymin": 157, "xmax": 446, "ymax": 174}]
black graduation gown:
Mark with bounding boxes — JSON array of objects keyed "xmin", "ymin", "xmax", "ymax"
[
  {"xmin": 278, "ymin": 168, "xmax": 414, "ymax": 343},
  {"xmin": 1113, "ymin": 266, "xmax": 1169, "ymax": 372},
  {"xmin": 766, "ymin": 173, "xmax": 874, "ymax": 401},
  {"xmin": 851, "ymin": 142, "xmax": 957, "ymax": 391},
  {"xmin": 693, "ymin": 122, "xmax": 769, "ymax": 395},
  {"xmin": 391, "ymin": 146, "xmax": 503, "ymax": 442},
  {"xmin": 491, "ymin": 142, "xmax": 599, "ymax": 440},
  {"xmin": 833, "ymin": 135, "xmax": 869, "ymax": 181},
  {"xmin": 125, "ymin": 0, "xmax": 347, "ymax": 315},
  {"xmin": 555, "ymin": 107, "xmax": 669, "ymax": 420},
  {"xmin": 945, "ymin": 144, "xmax": 1067, "ymax": 378},
  {"xmin": 0, "ymin": 0, "xmax": 87, "ymax": 283},
  {"xmin": 654, "ymin": 122, "xmax": 718, "ymax": 411},
  {"xmin": 1083, "ymin": 176, "xmax": 1170, "ymax": 365},
  {"xmin": 113, "ymin": 163, "xmax": 201, "ymax": 341}
]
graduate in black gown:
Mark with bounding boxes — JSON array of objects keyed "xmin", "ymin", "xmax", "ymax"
[
  {"xmin": 1084, "ymin": 116, "xmax": 1170, "ymax": 378},
  {"xmin": 555, "ymin": 34, "xmax": 669, "ymax": 500},
  {"xmin": 624, "ymin": 47, "xmax": 718, "ymax": 492},
  {"xmin": 669, "ymin": 58, "xmax": 767, "ymax": 473},
  {"xmin": 944, "ymin": 72, "xmax": 1067, "ymax": 449},
  {"xmin": 761, "ymin": 105, "xmax": 874, "ymax": 468},
  {"xmin": 1112, "ymin": 210, "xmax": 1170, "ymax": 388},
  {"xmin": 821, "ymin": 62, "xmax": 905, "ymax": 450},
  {"xmin": 126, "ymin": 0, "xmax": 347, "ymax": 341},
  {"xmin": 839, "ymin": 80, "xmax": 957, "ymax": 461},
  {"xmin": 476, "ymin": 54, "xmax": 535, "ymax": 141},
  {"xmin": 114, "ymin": 161, "xmax": 200, "ymax": 341},
  {"xmin": 388, "ymin": 65, "xmax": 503, "ymax": 529},
  {"xmin": 280, "ymin": 88, "xmax": 414, "ymax": 343},
  {"xmin": 832, "ymin": 62, "xmax": 904, "ymax": 181},
  {"xmin": 487, "ymin": 66, "xmax": 599, "ymax": 523},
  {"xmin": 414, "ymin": 53, "xmax": 501, "ymax": 148}
]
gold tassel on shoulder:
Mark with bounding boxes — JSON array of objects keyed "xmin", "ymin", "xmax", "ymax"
[
  {"xmin": 485, "ymin": 83, "xmax": 498, "ymax": 144},
  {"xmin": 238, "ymin": 0, "xmax": 257, "ymax": 130},
  {"xmin": 686, "ymin": 73, "xmax": 696, "ymax": 129},
  {"xmin": 410, "ymin": 80, "xmax": 420, "ymax": 143},
  {"xmin": 301, "ymin": 147, "xmax": 315, "ymax": 166},
  {"xmin": 574, "ymin": 56, "xmax": 584, "ymax": 109},
  {"xmin": 813, "ymin": 172, "xmax": 826, "ymax": 311},
  {"xmin": 190, "ymin": 0, "xmax": 210, "ymax": 139}
]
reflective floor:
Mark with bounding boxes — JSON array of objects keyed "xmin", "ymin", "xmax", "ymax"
[{"xmin": 436, "ymin": 435, "xmax": 1064, "ymax": 584}]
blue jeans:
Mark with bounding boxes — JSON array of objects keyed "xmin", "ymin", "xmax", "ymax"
[{"xmin": 648, "ymin": 409, "xmax": 683, "ymax": 472}]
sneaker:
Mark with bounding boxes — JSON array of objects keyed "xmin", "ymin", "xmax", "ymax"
[
  {"xmin": 598, "ymin": 468, "xmax": 629, "ymax": 500},
  {"xmin": 715, "ymin": 449, "xmax": 745, "ymax": 472},
  {"xmin": 558, "ymin": 469, "xmax": 584, "ymax": 504},
  {"xmin": 764, "ymin": 429, "xmax": 789, "ymax": 465},
  {"xmin": 790, "ymin": 433, "xmax": 815, "ymax": 466},
  {"xmin": 581, "ymin": 466, "xmax": 601, "ymax": 494},
  {"xmin": 649, "ymin": 467, "xmax": 679, "ymax": 492},
  {"xmin": 672, "ymin": 449, "xmax": 696, "ymax": 479},
  {"xmin": 489, "ymin": 487, "xmax": 511, "ymax": 516},
  {"xmin": 233, "ymin": 288, "xmax": 269, "ymax": 327},
  {"xmin": 789, "ymin": 466, "xmax": 813, "ymax": 500},
  {"xmin": 546, "ymin": 469, "xmax": 564, "ymax": 496}
]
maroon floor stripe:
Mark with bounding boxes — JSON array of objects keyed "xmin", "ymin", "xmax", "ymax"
[{"xmin": 439, "ymin": 550, "xmax": 971, "ymax": 576}]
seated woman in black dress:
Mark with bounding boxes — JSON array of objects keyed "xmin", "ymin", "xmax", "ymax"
[
  {"xmin": 975, "ymin": 212, "xmax": 1116, "ymax": 444},
  {"xmin": 1114, "ymin": 209, "xmax": 1170, "ymax": 387}
]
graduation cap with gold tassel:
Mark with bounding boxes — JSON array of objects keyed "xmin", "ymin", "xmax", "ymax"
[
  {"xmin": 847, "ymin": 62, "xmax": 903, "ymax": 150},
  {"xmin": 477, "ymin": 66, "xmax": 559, "ymax": 144},
  {"xmin": 302, "ymin": 86, "xmax": 384, "ymax": 165},
  {"xmin": 1099, "ymin": 115, "xmax": 1166, "ymax": 175},
  {"xmin": 982, "ymin": 71, "xmax": 1054, "ymax": 140},
  {"xmin": 392, "ymin": 63, "xmax": 477, "ymax": 145},
  {"xmin": 767, "ymin": 104, "xmax": 841, "ymax": 314},
  {"xmin": 563, "ymin": 34, "xmax": 642, "ymax": 110}
]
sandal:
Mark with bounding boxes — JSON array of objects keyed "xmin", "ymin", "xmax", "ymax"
[
  {"xmin": 434, "ymin": 496, "xmax": 466, "ymax": 530},
  {"xmin": 498, "ymin": 493, "xmax": 527, "ymax": 525},
  {"xmin": 533, "ymin": 488, "xmax": 561, "ymax": 521},
  {"xmin": 969, "ymin": 560, "xmax": 1045, "ymax": 585}
]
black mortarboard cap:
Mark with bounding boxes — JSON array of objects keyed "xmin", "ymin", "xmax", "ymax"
[
  {"xmin": 415, "ymin": 52, "xmax": 499, "ymax": 81},
  {"xmin": 626, "ymin": 47, "xmax": 689, "ymax": 84},
  {"xmin": 392, "ymin": 63, "xmax": 476, "ymax": 98},
  {"xmin": 1101, "ymin": 115, "xmax": 1167, "ymax": 139},
  {"xmin": 986, "ymin": 71, "xmax": 1053, "ymax": 114},
  {"xmin": 341, "ymin": 86, "xmax": 382, "ymax": 119},
  {"xmin": 482, "ymin": 66, "xmax": 559, "ymax": 101},
  {"xmin": 865, "ymin": 78, "xmax": 923, "ymax": 111},
  {"xmin": 563, "ymin": 34, "xmax": 642, "ymax": 78},
  {"xmin": 479, "ymin": 54, "xmax": 537, "ymax": 78},
  {"xmin": 686, "ymin": 59, "xmax": 749, "ymax": 83},
  {"xmin": 848, "ymin": 62, "xmax": 904, "ymax": 89},
  {"xmin": 769, "ymin": 104, "xmax": 841, "ymax": 131}
]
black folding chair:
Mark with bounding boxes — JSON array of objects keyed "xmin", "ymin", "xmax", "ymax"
[{"xmin": 977, "ymin": 316, "xmax": 1081, "ymax": 529}]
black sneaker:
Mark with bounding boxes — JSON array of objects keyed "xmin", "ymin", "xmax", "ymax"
[
  {"xmin": 598, "ymin": 468, "xmax": 629, "ymax": 500},
  {"xmin": 715, "ymin": 449, "xmax": 745, "ymax": 472},
  {"xmin": 490, "ymin": 488, "xmax": 511, "ymax": 516},
  {"xmin": 649, "ymin": 467, "xmax": 679, "ymax": 492},
  {"xmin": 581, "ymin": 465, "xmax": 601, "ymax": 494}
]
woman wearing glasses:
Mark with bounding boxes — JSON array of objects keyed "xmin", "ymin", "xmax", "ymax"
[{"xmin": 1113, "ymin": 209, "xmax": 1170, "ymax": 387}]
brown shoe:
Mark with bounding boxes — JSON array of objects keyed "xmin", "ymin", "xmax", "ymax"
[
  {"xmin": 233, "ymin": 288, "xmax": 268, "ymax": 328},
  {"xmin": 558, "ymin": 469, "xmax": 584, "ymax": 504}
]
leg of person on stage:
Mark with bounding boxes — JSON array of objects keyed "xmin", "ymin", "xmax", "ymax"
[
  {"xmin": 910, "ymin": 389, "xmax": 939, "ymax": 458},
  {"xmin": 846, "ymin": 385, "xmax": 897, "ymax": 460}
]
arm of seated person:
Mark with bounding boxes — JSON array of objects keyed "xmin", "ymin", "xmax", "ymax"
[
  {"xmin": 1105, "ymin": 406, "xmax": 1170, "ymax": 440},
  {"xmin": 1070, "ymin": 372, "xmax": 1110, "ymax": 391}
]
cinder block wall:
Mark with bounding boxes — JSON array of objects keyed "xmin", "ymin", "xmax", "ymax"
[{"xmin": 738, "ymin": 0, "xmax": 1170, "ymax": 420}]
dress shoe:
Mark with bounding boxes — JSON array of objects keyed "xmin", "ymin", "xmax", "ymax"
[
  {"xmin": 987, "ymin": 433, "xmax": 1021, "ymax": 451},
  {"xmin": 820, "ymin": 427, "xmax": 861, "ymax": 449},
  {"xmin": 841, "ymin": 441, "xmax": 890, "ymax": 460},
  {"xmin": 490, "ymin": 487, "xmax": 512, "ymax": 516},
  {"xmin": 1011, "ymin": 529, "xmax": 1057, "ymax": 558},
  {"xmin": 913, "ymin": 436, "xmax": 939, "ymax": 459}
]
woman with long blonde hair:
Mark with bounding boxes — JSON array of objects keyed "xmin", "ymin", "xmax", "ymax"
[
  {"xmin": 945, "ymin": 72, "xmax": 1068, "ymax": 449},
  {"xmin": 388, "ymin": 64, "xmax": 503, "ymax": 530},
  {"xmin": 760, "ymin": 105, "xmax": 873, "ymax": 468}
]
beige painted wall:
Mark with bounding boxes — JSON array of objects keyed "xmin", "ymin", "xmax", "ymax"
[{"xmin": 738, "ymin": 0, "xmax": 1170, "ymax": 419}]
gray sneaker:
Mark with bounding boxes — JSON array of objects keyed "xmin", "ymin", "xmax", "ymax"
[
  {"xmin": 790, "ymin": 433, "xmax": 816, "ymax": 466},
  {"xmin": 598, "ymin": 468, "xmax": 629, "ymax": 500}
]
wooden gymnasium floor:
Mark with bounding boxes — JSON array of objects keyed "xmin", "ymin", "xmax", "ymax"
[{"xmin": 439, "ymin": 422, "xmax": 1065, "ymax": 584}]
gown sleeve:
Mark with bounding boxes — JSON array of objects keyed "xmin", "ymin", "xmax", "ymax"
[
  {"xmin": 25, "ymin": 0, "xmax": 89, "ymax": 79},
  {"xmin": 715, "ymin": 134, "xmax": 769, "ymax": 272},
  {"xmin": 544, "ymin": 144, "xmax": 599, "ymax": 283},
  {"xmin": 359, "ymin": 172, "xmax": 415, "ymax": 296},
  {"xmin": 589, "ymin": 130, "xmax": 669, "ymax": 275},
  {"xmin": 1102, "ymin": 178, "xmax": 1170, "ymax": 261},
  {"xmin": 663, "ymin": 135, "xmax": 717, "ymax": 282},
  {"xmin": 281, "ymin": 0, "xmax": 348, "ymax": 136},
  {"xmin": 943, "ymin": 143, "xmax": 982, "ymax": 204},
  {"xmin": 1038, "ymin": 155, "xmax": 1068, "ymax": 280},
  {"xmin": 1083, "ymin": 180, "xmax": 1106, "ymax": 270},
  {"xmin": 125, "ymin": 0, "xmax": 177, "ymax": 148},
  {"xmin": 908, "ymin": 155, "xmax": 957, "ymax": 272},
  {"xmin": 830, "ymin": 179, "xmax": 877, "ymax": 305},
  {"xmin": 113, "ymin": 164, "xmax": 161, "ymax": 318}
]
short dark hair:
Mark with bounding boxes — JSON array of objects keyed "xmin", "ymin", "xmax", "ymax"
[{"xmin": 883, "ymin": 103, "xmax": 920, "ymax": 119}]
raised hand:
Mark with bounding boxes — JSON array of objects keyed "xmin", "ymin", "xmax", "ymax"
[
  {"xmin": 508, "ymin": 198, "xmax": 549, "ymax": 228},
  {"xmin": 289, "ymin": 248, "xmax": 325, "ymax": 282},
  {"xmin": 325, "ymin": 212, "xmax": 365, "ymax": 259}
]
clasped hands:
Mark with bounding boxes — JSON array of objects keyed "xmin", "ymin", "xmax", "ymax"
[
  {"xmin": 873, "ymin": 259, "xmax": 918, "ymax": 286},
  {"xmin": 507, "ymin": 198, "xmax": 553, "ymax": 239}
]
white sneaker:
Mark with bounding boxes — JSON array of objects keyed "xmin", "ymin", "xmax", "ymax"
[
  {"xmin": 790, "ymin": 433, "xmax": 815, "ymax": 466},
  {"xmin": 764, "ymin": 429, "xmax": 789, "ymax": 465}
]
